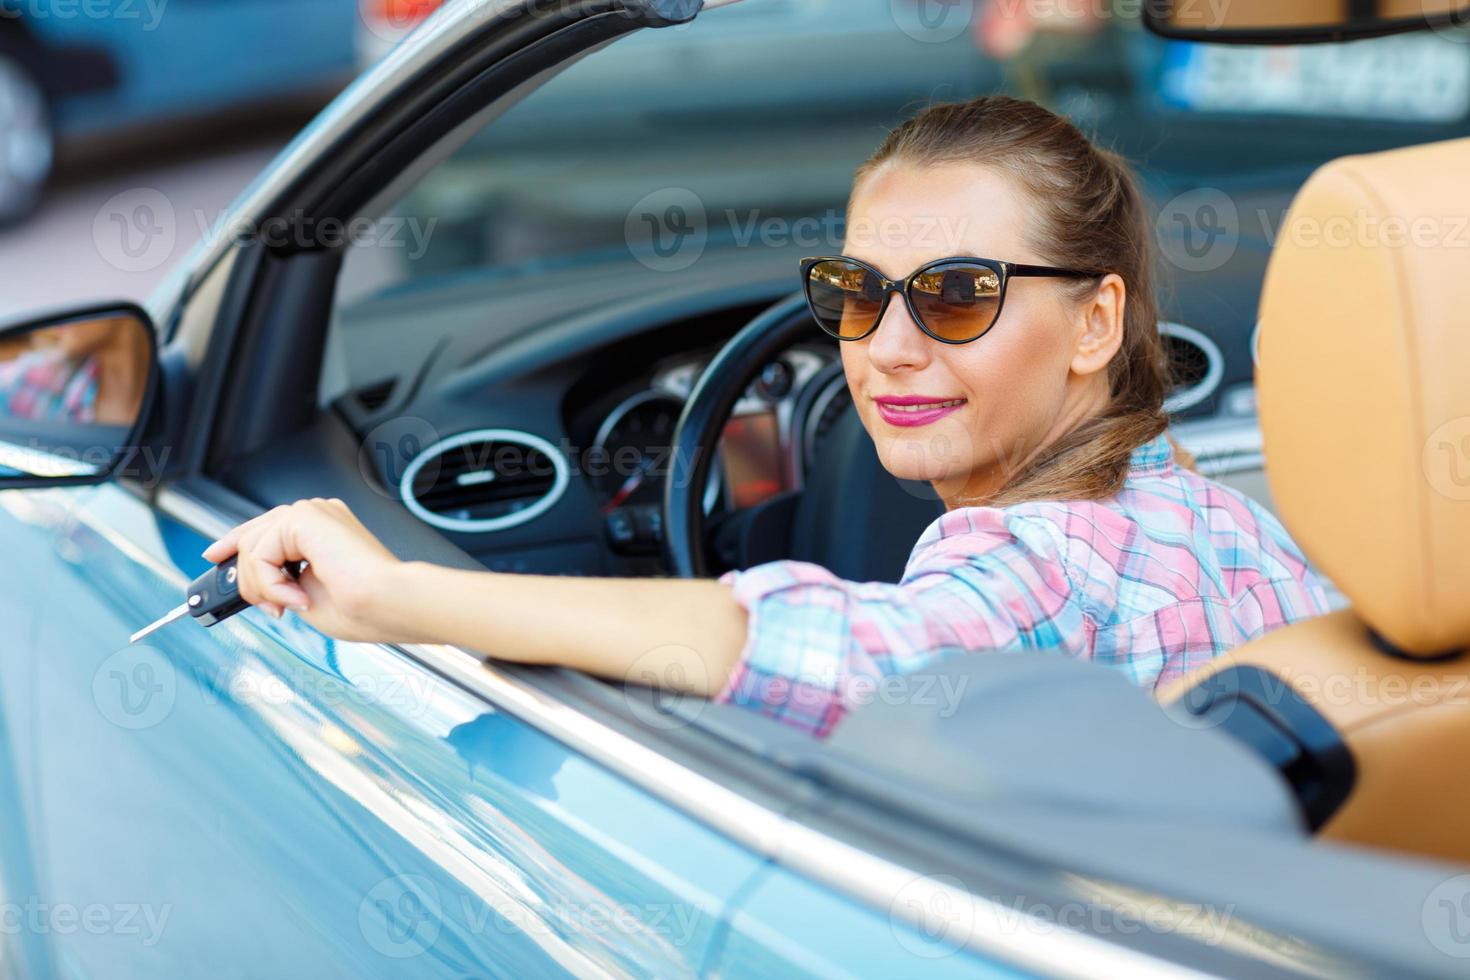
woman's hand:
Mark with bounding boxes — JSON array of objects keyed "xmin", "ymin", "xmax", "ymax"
[
  {"xmin": 202, "ymin": 498, "xmax": 414, "ymax": 643},
  {"xmin": 202, "ymin": 498, "xmax": 747, "ymax": 696}
]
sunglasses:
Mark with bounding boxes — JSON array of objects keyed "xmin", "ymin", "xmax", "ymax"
[{"xmin": 801, "ymin": 255, "xmax": 1099, "ymax": 345}]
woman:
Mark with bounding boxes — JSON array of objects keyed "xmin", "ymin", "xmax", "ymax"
[{"xmin": 205, "ymin": 97, "xmax": 1329, "ymax": 737}]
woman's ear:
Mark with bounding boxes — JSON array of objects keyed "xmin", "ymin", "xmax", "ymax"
[{"xmin": 1070, "ymin": 273, "xmax": 1126, "ymax": 377}]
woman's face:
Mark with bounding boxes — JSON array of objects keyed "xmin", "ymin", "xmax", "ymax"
[{"xmin": 839, "ymin": 160, "xmax": 1121, "ymax": 505}]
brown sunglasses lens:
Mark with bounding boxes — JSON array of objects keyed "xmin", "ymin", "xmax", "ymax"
[
  {"xmin": 805, "ymin": 260, "xmax": 886, "ymax": 340},
  {"xmin": 909, "ymin": 262, "xmax": 1003, "ymax": 342}
]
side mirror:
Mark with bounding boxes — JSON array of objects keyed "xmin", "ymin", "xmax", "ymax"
[
  {"xmin": 1144, "ymin": 0, "xmax": 1470, "ymax": 44},
  {"xmin": 0, "ymin": 304, "xmax": 160, "ymax": 490}
]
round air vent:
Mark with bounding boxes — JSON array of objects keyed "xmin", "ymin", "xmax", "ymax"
[
  {"xmin": 400, "ymin": 429, "xmax": 569, "ymax": 533},
  {"xmin": 1160, "ymin": 321, "xmax": 1225, "ymax": 415}
]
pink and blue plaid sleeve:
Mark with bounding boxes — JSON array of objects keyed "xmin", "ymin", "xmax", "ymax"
[{"xmin": 713, "ymin": 512, "xmax": 1084, "ymax": 737}]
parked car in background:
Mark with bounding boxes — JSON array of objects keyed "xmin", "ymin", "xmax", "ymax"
[{"xmin": 0, "ymin": 0, "xmax": 361, "ymax": 224}]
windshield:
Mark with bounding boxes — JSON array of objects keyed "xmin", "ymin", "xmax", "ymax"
[{"xmin": 338, "ymin": 1, "xmax": 1470, "ymax": 305}]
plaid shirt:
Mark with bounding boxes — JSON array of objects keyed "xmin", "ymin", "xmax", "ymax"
[
  {"xmin": 0, "ymin": 350, "xmax": 98, "ymax": 422},
  {"xmin": 716, "ymin": 433, "xmax": 1330, "ymax": 738}
]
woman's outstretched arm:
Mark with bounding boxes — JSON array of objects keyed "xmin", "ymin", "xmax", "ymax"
[{"xmin": 201, "ymin": 498, "xmax": 749, "ymax": 697}]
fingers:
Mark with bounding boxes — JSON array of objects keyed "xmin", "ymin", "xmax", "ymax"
[
  {"xmin": 202, "ymin": 498, "xmax": 379, "ymax": 627},
  {"xmin": 241, "ymin": 521, "xmax": 312, "ymax": 614},
  {"xmin": 224, "ymin": 502, "xmax": 323, "ymax": 616},
  {"xmin": 203, "ymin": 504, "xmax": 289, "ymax": 562}
]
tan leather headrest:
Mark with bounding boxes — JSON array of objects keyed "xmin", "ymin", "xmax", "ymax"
[{"xmin": 1257, "ymin": 136, "xmax": 1470, "ymax": 657}]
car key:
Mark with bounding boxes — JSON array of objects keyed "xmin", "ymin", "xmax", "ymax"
[{"xmin": 130, "ymin": 556, "xmax": 306, "ymax": 643}]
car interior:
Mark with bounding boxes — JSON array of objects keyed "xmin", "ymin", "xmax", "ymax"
[{"xmin": 143, "ymin": 2, "xmax": 1470, "ymax": 973}]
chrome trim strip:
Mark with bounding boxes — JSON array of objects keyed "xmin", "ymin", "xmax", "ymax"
[
  {"xmin": 153, "ymin": 483, "xmax": 1196, "ymax": 978},
  {"xmin": 399, "ymin": 640, "xmax": 1200, "ymax": 980},
  {"xmin": 156, "ymin": 486, "xmax": 236, "ymax": 543}
]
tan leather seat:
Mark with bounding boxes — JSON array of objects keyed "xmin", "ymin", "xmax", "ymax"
[{"xmin": 1158, "ymin": 136, "xmax": 1470, "ymax": 864}]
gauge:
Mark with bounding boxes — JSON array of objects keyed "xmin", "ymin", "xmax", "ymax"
[{"xmin": 591, "ymin": 391, "xmax": 685, "ymax": 513}]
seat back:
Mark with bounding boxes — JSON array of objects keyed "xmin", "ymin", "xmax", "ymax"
[{"xmin": 1163, "ymin": 137, "xmax": 1470, "ymax": 863}]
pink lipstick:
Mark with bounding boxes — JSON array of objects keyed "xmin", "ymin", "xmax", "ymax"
[{"xmin": 873, "ymin": 394, "xmax": 967, "ymax": 428}]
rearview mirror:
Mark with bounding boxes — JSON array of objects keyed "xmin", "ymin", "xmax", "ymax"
[
  {"xmin": 1144, "ymin": 0, "xmax": 1470, "ymax": 43},
  {"xmin": 0, "ymin": 305, "xmax": 159, "ymax": 489}
]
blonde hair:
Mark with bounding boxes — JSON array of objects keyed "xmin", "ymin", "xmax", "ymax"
[{"xmin": 853, "ymin": 96, "xmax": 1182, "ymax": 505}]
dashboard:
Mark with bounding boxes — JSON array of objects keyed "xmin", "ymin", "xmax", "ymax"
[
  {"xmin": 330, "ymin": 275, "xmax": 858, "ymax": 579},
  {"xmin": 564, "ymin": 343, "xmax": 849, "ymax": 570}
]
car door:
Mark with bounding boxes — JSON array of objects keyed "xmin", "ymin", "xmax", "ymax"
[{"xmin": 7, "ymin": 470, "xmax": 767, "ymax": 977}]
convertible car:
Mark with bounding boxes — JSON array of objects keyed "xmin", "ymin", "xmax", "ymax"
[{"xmin": 0, "ymin": 0, "xmax": 1468, "ymax": 976}]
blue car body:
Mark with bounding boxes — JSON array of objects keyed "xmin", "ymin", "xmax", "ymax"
[{"xmin": 0, "ymin": 486, "xmax": 1021, "ymax": 976}]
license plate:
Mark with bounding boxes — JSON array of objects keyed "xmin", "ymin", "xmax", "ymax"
[{"xmin": 1159, "ymin": 34, "xmax": 1470, "ymax": 123}]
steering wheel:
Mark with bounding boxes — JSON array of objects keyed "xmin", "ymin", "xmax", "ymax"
[
  {"xmin": 663, "ymin": 293, "xmax": 944, "ymax": 580},
  {"xmin": 663, "ymin": 294, "xmax": 816, "ymax": 578}
]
